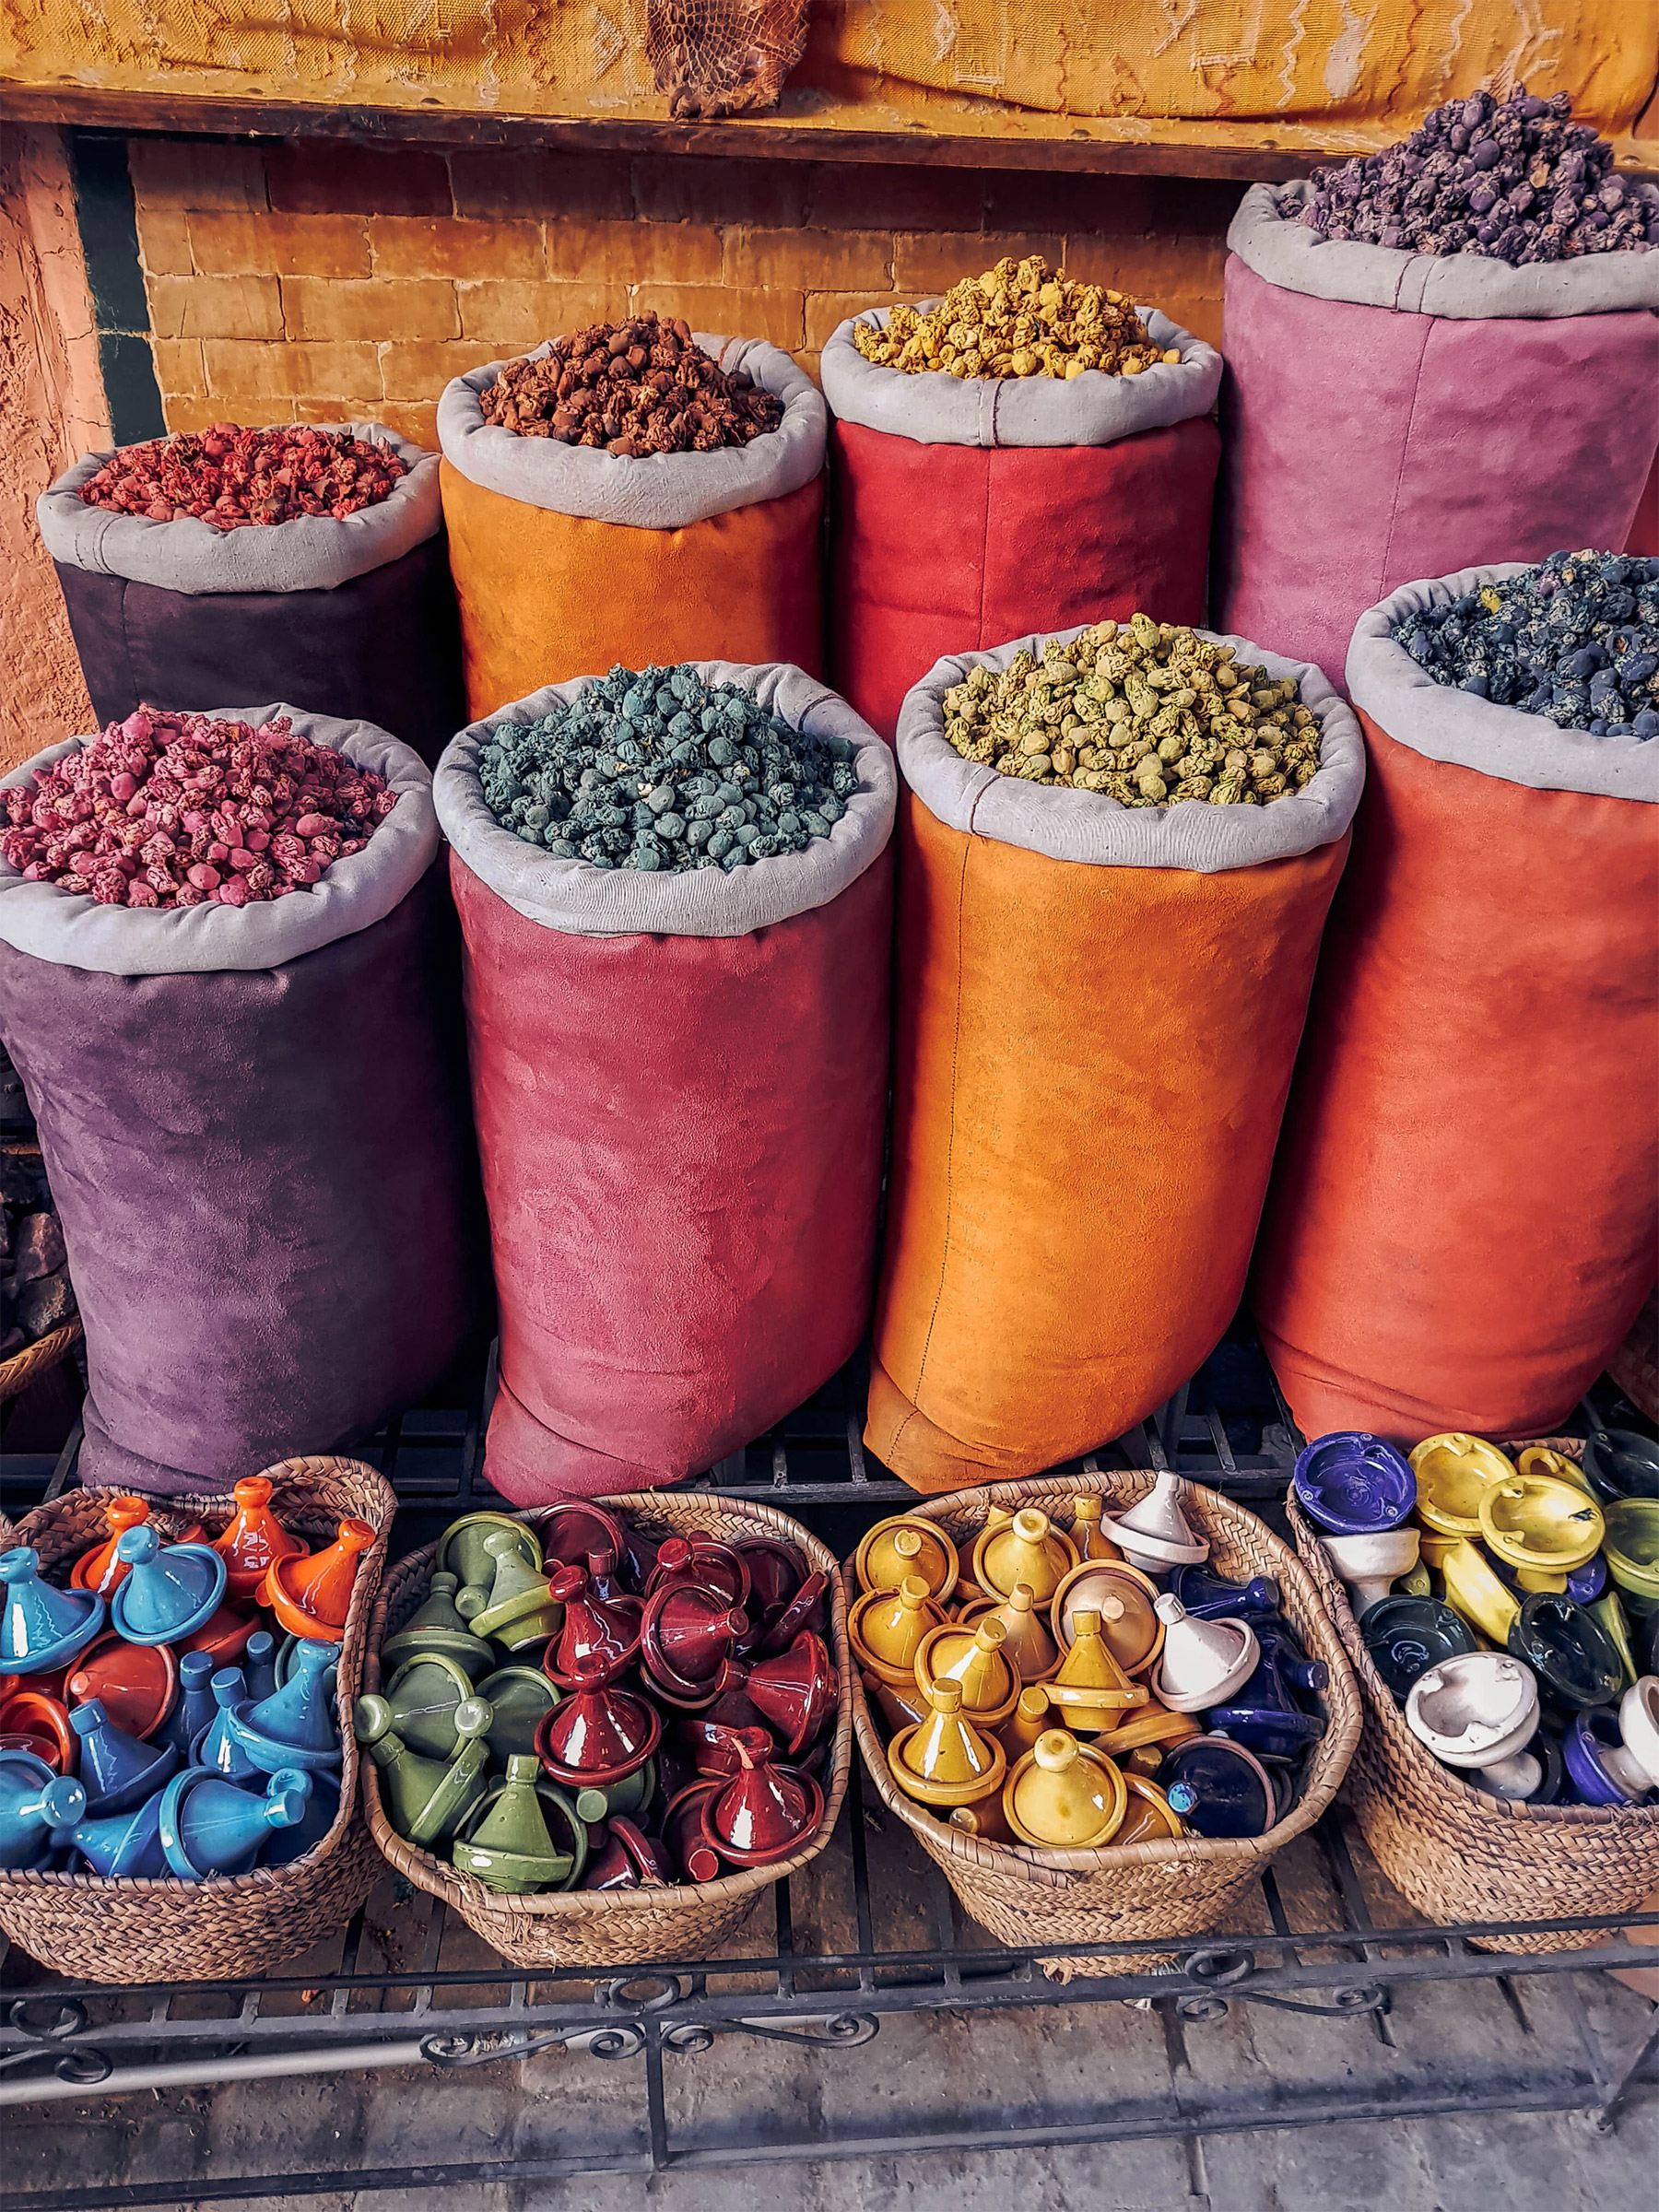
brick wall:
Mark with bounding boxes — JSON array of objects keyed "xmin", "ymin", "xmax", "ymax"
[{"xmin": 126, "ymin": 140, "xmax": 1235, "ymax": 447}]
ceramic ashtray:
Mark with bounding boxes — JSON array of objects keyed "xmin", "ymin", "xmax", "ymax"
[{"xmin": 1293, "ymin": 1432, "xmax": 1416, "ymax": 1535}]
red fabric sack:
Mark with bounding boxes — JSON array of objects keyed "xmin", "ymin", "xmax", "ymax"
[
  {"xmin": 819, "ymin": 305, "xmax": 1223, "ymax": 741},
  {"xmin": 435, "ymin": 662, "xmax": 896, "ymax": 1500}
]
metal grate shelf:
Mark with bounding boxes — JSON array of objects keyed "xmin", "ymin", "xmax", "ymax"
[{"xmin": 2, "ymin": 1334, "xmax": 1655, "ymax": 2203}]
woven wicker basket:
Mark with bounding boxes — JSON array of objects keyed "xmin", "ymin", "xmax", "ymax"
[
  {"xmin": 848, "ymin": 1470, "xmax": 1362, "ymax": 1980},
  {"xmin": 0, "ymin": 1456, "xmax": 395, "ymax": 1983},
  {"xmin": 361, "ymin": 1492, "xmax": 854, "ymax": 1971},
  {"xmin": 1288, "ymin": 1437, "xmax": 1659, "ymax": 1957},
  {"xmin": 1607, "ymin": 1285, "xmax": 1659, "ymax": 1422},
  {"xmin": 0, "ymin": 1317, "xmax": 82, "ymax": 1406}
]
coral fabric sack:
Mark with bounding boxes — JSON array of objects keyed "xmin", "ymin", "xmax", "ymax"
[
  {"xmin": 821, "ymin": 306, "xmax": 1222, "ymax": 742},
  {"xmin": 866, "ymin": 626, "xmax": 1365, "ymax": 1494},
  {"xmin": 1215, "ymin": 183, "xmax": 1659, "ymax": 689},
  {"xmin": 0, "ymin": 706, "xmax": 479, "ymax": 1494},
  {"xmin": 439, "ymin": 338, "xmax": 827, "ymax": 718},
  {"xmin": 38, "ymin": 427, "xmax": 465, "ymax": 768},
  {"xmin": 1253, "ymin": 565, "xmax": 1659, "ymax": 1444},
  {"xmin": 434, "ymin": 662, "xmax": 896, "ymax": 1500}
]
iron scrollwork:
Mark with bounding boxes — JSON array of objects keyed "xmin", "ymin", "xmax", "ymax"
[{"xmin": 1, "ymin": 1998, "xmax": 114, "ymax": 2085}]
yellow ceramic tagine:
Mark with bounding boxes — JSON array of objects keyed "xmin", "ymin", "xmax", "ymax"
[
  {"xmin": 1003, "ymin": 1728, "xmax": 1127, "ymax": 1850},
  {"xmin": 1042, "ymin": 1608, "xmax": 1148, "ymax": 1734},
  {"xmin": 1438, "ymin": 1538, "xmax": 1521, "ymax": 1645},
  {"xmin": 914, "ymin": 1616, "xmax": 1020, "ymax": 1728},
  {"xmin": 1114, "ymin": 1774, "xmax": 1188, "ymax": 1844},
  {"xmin": 1069, "ymin": 1495, "xmax": 1123, "ymax": 1563},
  {"xmin": 971, "ymin": 1508, "xmax": 1077, "ymax": 1607},
  {"xmin": 947, "ymin": 1794, "xmax": 1018, "ymax": 1847},
  {"xmin": 955, "ymin": 1583, "xmax": 1061, "ymax": 1683},
  {"xmin": 1049, "ymin": 1557, "xmax": 1163, "ymax": 1676},
  {"xmin": 1411, "ymin": 1432, "xmax": 1516, "ymax": 1537},
  {"xmin": 850, "ymin": 1575, "xmax": 947, "ymax": 1687},
  {"xmin": 853, "ymin": 1516, "xmax": 959, "ymax": 1602},
  {"xmin": 1478, "ymin": 1474, "xmax": 1605, "ymax": 1576},
  {"xmin": 888, "ymin": 1680, "xmax": 1008, "ymax": 1810},
  {"xmin": 1091, "ymin": 1696, "xmax": 1203, "ymax": 1759},
  {"xmin": 994, "ymin": 1684, "xmax": 1054, "ymax": 1763}
]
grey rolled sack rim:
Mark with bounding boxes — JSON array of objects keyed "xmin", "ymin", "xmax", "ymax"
[
  {"xmin": 1347, "ymin": 563, "xmax": 1659, "ymax": 804},
  {"xmin": 437, "ymin": 334, "xmax": 827, "ymax": 528},
  {"xmin": 434, "ymin": 660, "xmax": 897, "ymax": 940},
  {"xmin": 36, "ymin": 425, "xmax": 441, "ymax": 596},
  {"xmin": 819, "ymin": 303, "xmax": 1222, "ymax": 448},
  {"xmin": 897, "ymin": 624, "xmax": 1365, "ymax": 873},
  {"xmin": 0, "ymin": 703, "xmax": 441, "ymax": 975},
  {"xmin": 1229, "ymin": 180, "xmax": 1659, "ymax": 319}
]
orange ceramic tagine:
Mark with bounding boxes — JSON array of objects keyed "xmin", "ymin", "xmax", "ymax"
[
  {"xmin": 263, "ymin": 1518, "xmax": 374, "ymax": 1643},
  {"xmin": 71, "ymin": 1498, "xmax": 151, "ymax": 1595},
  {"xmin": 211, "ymin": 1477, "xmax": 310, "ymax": 1601}
]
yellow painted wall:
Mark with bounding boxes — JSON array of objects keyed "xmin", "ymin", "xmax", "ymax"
[{"xmin": 3, "ymin": 1, "xmax": 1654, "ymax": 136}]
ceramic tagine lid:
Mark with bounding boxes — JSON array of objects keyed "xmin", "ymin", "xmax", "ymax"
[
  {"xmin": 913, "ymin": 1617, "xmax": 1020, "ymax": 1727},
  {"xmin": 971, "ymin": 1509, "xmax": 1078, "ymax": 1606},
  {"xmin": 1003, "ymin": 1728, "xmax": 1127, "ymax": 1851},
  {"xmin": 1151, "ymin": 1594, "xmax": 1258, "ymax": 1714},
  {"xmin": 1050, "ymin": 1558, "xmax": 1163, "ymax": 1676},
  {"xmin": 854, "ymin": 1516, "xmax": 959, "ymax": 1602},
  {"xmin": 850, "ymin": 1576, "xmax": 947, "ymax": 1685},
  {"xmin": 1098, "ymin": 1472, "xmax": 1208, "ymax": 1573},
  {"xmin": 887, "ymin": 1680, "xmax": 1007, "ymax": 1810},
  {"xmin": 957, "ymin": 1583, "xmax": 1061, "ymax": 1684}
]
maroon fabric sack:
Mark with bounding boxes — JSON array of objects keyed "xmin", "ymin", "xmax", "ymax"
[
  {"xmin": 0, "ymin": 708, "xmax": 482, "ymax": 1493},
  {"xmin": 53, "ymin": 536, "xmax": 465, "ymax": 770}
]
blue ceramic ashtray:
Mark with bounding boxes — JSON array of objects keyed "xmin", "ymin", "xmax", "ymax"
[
  {"xmin": 1582, "ymin": 1430, "xmax": 1659, "ymax": 1506},
  {"xmin": 1293, "ymin": 1432, "xmax": 1417, "ymax": 1535},
  {"xmin": 1359, "ymin": 1594, "xmax": 1476, "ymax": 1701},
  {"xmin": 1563, "ymin": 1706, "xmax": 1652, "ymax": 1807}
]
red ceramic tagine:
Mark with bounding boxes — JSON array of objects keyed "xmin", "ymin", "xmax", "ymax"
[
  {"xmin": 734, "ymin": 1632, "xmax": 837, "ymax": 1758},
  {"xmin": 71, "ymin": 1498, "xmax": 151, "ymax": 1595},
  {"xmin": 696, "ymin": 1727, "xmax": 823, "ymax": 1869},
  {"xmin": 211, "ymin": 1476, "xmax": 310, "ymax": 1601},
  {"xmin": 542, "ymin": 1564, "xmax": 642, "ymax": 1690},
  {"xmin": 640, "ymin": 1583, "xmax": 749, "ymax": 1707},
  {"xmin": 0, "ymin": 1688, "xmax": 76, "ymax": 1773},
  {"xmin": 535, "ymin": 1502, "xmax": 630, "ymax": 1574},
  {"xmin": 676, "ymin": 1661, "xmax": 769, "ymax": 1774},
  {"xmin": 661, "ymin": 1780, "xmax": 725, "ymax": 1882},
  {"xmin": 535, "ymin": 1678, "xmax": 663, "ymax": 1789},
  {"xmin": 750, "ymin": 1572, "xmax": 830, "ymax": 1659},
  {"xmin": 645, "ymin": 1536, "xmax": 750, "ymax": 1612},
  {"xmin": 178, "ymin": 1602, "xmax": 258, "ymax": 1666},
  {"xmin": 734, "ymin": 1538, "xmax": 806, "ymax": 1618},
  {"xmin": 581, "ymin": 1815, "xmax": 673, "ymax": 1891}
]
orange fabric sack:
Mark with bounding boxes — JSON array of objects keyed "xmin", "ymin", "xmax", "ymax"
[
  {"xmin": 867, "ymin": 623, "xmax": 1364, "ymax": 1493},
  {"xmin": 438, "ymin": 334, "xmax": 827, "ymax": 718},
  {"xmin": 1253, "ymin": 564, "xmax": 1659, "ymax": 1444}
]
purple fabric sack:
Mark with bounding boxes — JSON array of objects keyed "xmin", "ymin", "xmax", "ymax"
[
  {"xmin": 1214, "ymin": 182, "xmax": 1659, "ymax": 689},
  {"xmin": 0, "ymin": 705, "xmax": 482, "ymax": 1493}
]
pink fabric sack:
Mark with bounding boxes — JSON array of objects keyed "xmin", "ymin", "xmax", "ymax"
[
  {"xmin": 1214, "ymin": 182, "xmax": 1659, "ymax": 688},
  {"xmin": 434, "ymin": 661, "xmax": 895, "ymax": 1501}
]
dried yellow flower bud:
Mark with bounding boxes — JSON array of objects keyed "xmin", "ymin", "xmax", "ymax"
[{"xmin": 851, "ymin": 256, "xmax": 1185, "ymax": 382}]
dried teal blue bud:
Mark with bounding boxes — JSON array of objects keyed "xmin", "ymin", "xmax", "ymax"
[
  {"xmin": 801, "ymin": 810, "xmax": 829, "ymax": 836},
  {"xmin": 733, "ymin": 823, "xmax": 759, "ymax": 845},
  {"xmin": 547, "ymin": 835, "xmax": 577, "ymax": 856},
  {"xmin": 707, "ymin": 829, "xmax": 735, "ymax": 860},
  {"xmin": 707, "ymin": 736, "xmax": 735, "ymax": 766},
  {"xmin": 720, "ymin": 845, "xmax": 747, "ymax": 871},
  {"xmin": 686, "ymin": 819, "xmax": 712, "ymax": 846},
  {"xmin": 656, "ymin": 813, "xmax": 686, "ymax": 840}
]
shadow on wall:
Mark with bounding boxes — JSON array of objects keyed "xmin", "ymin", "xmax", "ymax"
[{"xmin": 0, "ymin": 124, "xmax": 106, "ymax": 772}]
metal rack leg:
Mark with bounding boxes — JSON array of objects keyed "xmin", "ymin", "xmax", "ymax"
[{"xmin": 1594, "ymin": 2002, "xmax": 1659, "ymax": 2132}]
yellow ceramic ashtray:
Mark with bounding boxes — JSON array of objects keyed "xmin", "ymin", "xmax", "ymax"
[
  {"xmin": 1410, "ymin": 1433, "xmax": 1516, "ymax": 1537},
  {"xmin": 1516, "ymin": 1446, "xmax": 1592, "ymax": 1496},
  {"xmin": 1002, "ymin": 1728, "xmax": 1127, "ymax": 1851},
  {"xmin": 1478, "ymin": 1474, "xmax": 1605, "ymax": 1574},
  {"xmin": 1438, "ymin": 1538, "xmax": 1521, "ymax": 1645}
]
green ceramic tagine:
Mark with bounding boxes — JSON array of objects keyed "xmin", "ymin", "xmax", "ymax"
[
  {"xmin": 354, "ymin": 1693, "xmax": 492, "ymax": 1847},
  {"xmin": 437, "ymin": 1514, "xmax": 542, "ymax": 1595},
  {"xmin": 474, "ymin": 1665, "xmax": 560, "ymax": 1761},
  {"xmin": 382, "ymin": 1573, "xmax": 495, "ymax": 1681},
  {"xmin": 452, "ymin": 1754, "xmax": 580, "ymax": 1894},
  {"xmin": 458, "ymin": 1532, "xmax": 562, "ymax": 1652},
  {"xmin": 382, "ymin": 1652, "xmax": 483, "ymax": 1759}
]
